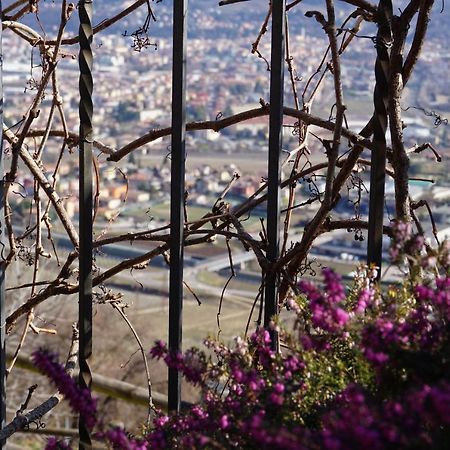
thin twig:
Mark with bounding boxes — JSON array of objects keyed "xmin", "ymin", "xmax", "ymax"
[
  {"xmin": 110, "ymin": 301, "xmax": 156, "ymax": 426},
  {"xmin": 217, "ymin": 235, "xmax": 235, "ymax": 337}
]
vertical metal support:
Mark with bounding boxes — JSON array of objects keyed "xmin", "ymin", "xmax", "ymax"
[
  {"xmin": 264, "ymin": 0, "xmax": 285, "ymax": 348},
  {"xmin": 78, "ymin": 0, "xmax": 93, "ymax": 446},
  {"xmin": 0, "ymin": 1, "xmax": 6, "ymax": 445},
  {"xmin": 367, "ymin": 0, "xmax": 392, "ymax": 276},
  {"xmin": 168, "ymin": 0, "xmax": 188, "ymax": 413}
]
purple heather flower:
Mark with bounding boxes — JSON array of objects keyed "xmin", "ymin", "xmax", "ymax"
[
  {"xmin": 146, "ymin": 429, "xmax": 168, "ymax": 450},
  {"xmin": 322, "ymin": 268, "xmax": 346, "ymax": 303},
  {"xmin": 300, "ymin": 334, "xmax": 313, "ymax": 350},
  {"xmin": 283, "ymin": 356, "xmax": 300, "ymax": 373},
  {"xmin": 180, "ymin": 349, "xmax": 206, "ymax": 384},
  {"xmin": 198, "ymin": 435, "xmax": 210, "ymax": 446},
  {"xmin": 248, "ymin": 411, "xmax": 265, "ymax": 429},
  {"xmin": 390, "ymin": 221, "xmax": 427, "ymax": 263},
  {"xmin": 286, "ymin": 296, "xmax": 301, "ymax": 313},
  {"xmin": 355, "ymin": 288, "xmax": 374, "ymax": 314},
  {"xmin": 361, "ymin": 319, "xmax": 403, "ymax": 367},
  {"xmin": 269, "ymin": 392, "xmax": 284, "ymax": 405},
  {"xmin": 414, "ymin": 284, "xmax": 435, "ymax": 302},
  {"xmin": 411, "ymin": 234, "xmax": 425, "ymax": 252},
  {"xmin": 154, "ymin": 347, "xmax": 206, "ymax": 385},
  {"xmin": 231, "ymin": 383, "xmax": 244, "ymax": 396},
  {"xmin": 219, "ymin": 414, "xmax": 230, "ymax": 429},
  {"xmin": 436, "ymin": 275, "xmax": 450, "ymax": 290},
  {"xmin": 231, "ymin": 367, "xmax": 244, "ymax": 382},
  {"xmin": 153, "ymin": 414, "xmax": 169, "ymax": 428},
  {"xmin": 250, "ymin": 328, "xmax": 271, "ymax": 347},
  {"xmin": 421, "ymin": 255, "xmax": 437, "ymax": 269},
  {"xmin": 233, "ymin": 336, "xmax": 248, "ymax": 355},
  {"xmin": 163, "ymin": 351, "xmax": 183, "ymax": 371},
  {"xmin": 45, "ymin": 437, "xmax": 71, "ymax": 450},
  {"xmin": 32, "ymin": 350, "xmax": 97, "ymax": 429},
  {"xmin": 105, "ymin": 427, "xmax": 147, "ymax": 449},
  {"xmin": 392, "ymin": 221, "xmax": 413, "ymax": 244},
  {"xmin": 149, "ymin": 340, "xmax": 168, "ymax": 360},
  {"xmin": 334, "ymin": 308, "xmax": 349, "ymax": 327},
  {"xmin": 297, "ymin": 280, "xmax": 322, "ymax": 303},
  {"xmin": 298, "ymin": 270, "xmax": 349, "ymax": 335},
  {"xmin": 316, "ymin": 382, "xmax": 450, "ymax": 449},
  {"xmin": 191, "ymin": 405, "xmax": 208, "ymax": 421}
]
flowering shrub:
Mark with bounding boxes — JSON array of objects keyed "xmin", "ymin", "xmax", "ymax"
[{"xmin": 35, "ymin": 223, "xmax": 450, "ymax": 449}]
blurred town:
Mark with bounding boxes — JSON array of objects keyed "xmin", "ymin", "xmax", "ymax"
[{"xmin": 3, "ymin": 0, "xmax": 450, "ymax": 292}]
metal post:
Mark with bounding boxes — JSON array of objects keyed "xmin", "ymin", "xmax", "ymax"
[
  {"xmin": 264, "ymin": 0, "xmax": 285, "ymax": 348},
  {"xmin": 78, "ymin": 0, "xmax": 93, "ymax": 446},
  {"xmin": 168, "ymin": 0, "xmax": 188, "ymax": 413},
  {"xmin": 367, "ymin": 0, "xmax": 392, "ymax": 276},
  {"xmin": 0, "ymin": 2, "xmax": 6, "ymax": 445}
]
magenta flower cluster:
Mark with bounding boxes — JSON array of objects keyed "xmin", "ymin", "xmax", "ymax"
[
  {"xmin": 142, "ymin": 230, "xmax": 450, "ymax": 448},
  {"xmin": 150, "ymin": 339, "xmax": 206, "ymax": 384},
  {"xmin": 101, "ymin": 427, "xmax": 147, "ymax": 450},
  {"xmin": 145, "ymin": 331, "xmax": 308, "ymax": 449},
  {"xmin": 35, "ymin": 224, "xmax": 450, "ymax": 449},
  {"xmin": 32, "ymin": 349, "xmax": 97, "ymax": 430},
  {"xmin": 298, "ymin": 268, "xmax": 349, "ymax": 335},
  {"xmin": 44, "ymin": 437, "xmax": 71, "ymax": 450},
  {"xmin": 361, "ymin": 273, "xmax": 450, "ymax": 370},
  {"xmin": 145, "ymin": 328, "xmax": 450, "ymax": 449},
  {"xmin": 319, "ymin": 381, "xmax": 450, "ymax": 449}
]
